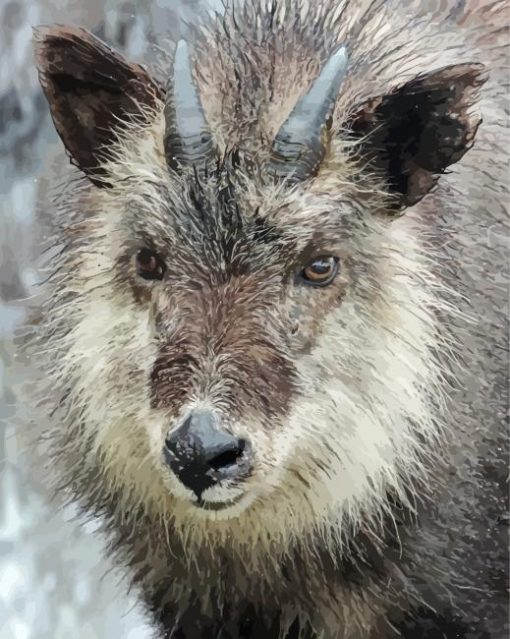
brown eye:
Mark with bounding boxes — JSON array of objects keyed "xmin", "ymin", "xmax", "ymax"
[
  {"xmin": 136, "ymin": 248, "xmax": 165, "ymax": 281},
  {"xmin": 300, "ymin": 256, "xmax": 339, "ymax": 287}
]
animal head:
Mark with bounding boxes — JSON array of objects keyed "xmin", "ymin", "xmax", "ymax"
[{"xmin": 32, "ymin": 6, "xmax": 485, "ymax": 553}]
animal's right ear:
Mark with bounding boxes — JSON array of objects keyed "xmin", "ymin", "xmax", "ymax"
[
  {"xmin": 348, "ymin": 63, "xmax": 486, "ymax": 211},
  {"xmin": 33, "ymin": 25, "xmax": 163, "ymax": 187}
]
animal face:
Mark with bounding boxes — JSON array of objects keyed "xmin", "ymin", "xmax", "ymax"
[
  {"xmin": 70, "ymin": 161, "xmax": 383, "ymax": 520},
  {"xmin": 32, "ymin": 12, "xmax": 485, "ymax": 544}
]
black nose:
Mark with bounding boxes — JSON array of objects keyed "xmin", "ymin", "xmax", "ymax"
[{"xmin": 164, "ymin": 411, "xmax": 252, "ymax": 499}]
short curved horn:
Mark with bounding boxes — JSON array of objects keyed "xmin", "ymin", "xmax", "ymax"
[
  {"xmin": 164, "ymin": 40, "xmax": 213, "ymax": 171},
  {"xmin": 267, "ymin": 46, "xmax": 349, "ymax": 182}
]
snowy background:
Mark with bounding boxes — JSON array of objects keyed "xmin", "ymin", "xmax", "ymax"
[{"xmin": 0, "ymin": 1, "xmax": 219, "ymax": 638}]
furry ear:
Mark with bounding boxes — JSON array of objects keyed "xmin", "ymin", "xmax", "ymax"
[
  {"xmin": 350, "ymin": 63, "xmax": 487, "ymax": 209},
  {"xmin": 33, "ymin": 25, "xmax": 163, "ymax": 186}
]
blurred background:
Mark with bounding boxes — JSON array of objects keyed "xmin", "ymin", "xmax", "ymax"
[{"xmin": 0, "ymin": 1, "xmax": 219, "ymax": 637}]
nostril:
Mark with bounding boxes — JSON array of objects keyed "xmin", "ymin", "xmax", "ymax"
[
  {"xmin": 163, "ymin": 411, "xmax": 253, "ymax": 498},
  {"xmin": 208, "ymin": 439, "xmax": 246, "ymax": 470}
]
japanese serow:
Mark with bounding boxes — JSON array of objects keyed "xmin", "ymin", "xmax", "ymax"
[{"xmin": 27, "ymin": 0, "xmax": 508, "ymax": 637}]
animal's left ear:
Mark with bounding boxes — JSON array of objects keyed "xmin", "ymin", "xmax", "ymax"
[
  {"xmin": 350, "ymin": 63, "xmax": 487, "ymax": 209},
  {"xmin": 33, "ymin": 25, "xmax": 163, "ymax": 187}
]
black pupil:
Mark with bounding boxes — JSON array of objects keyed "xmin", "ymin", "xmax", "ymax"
[
  {"xmin": 138, "ymin": 249, "xmax": 155, "ymax": 269},
  {"xmin": 137, "ymin": 249, "xmax": 165, "ymax": 280},
  {"xmin": 311, "ymin": 258, "xmax": 332, "ymax": 274}
]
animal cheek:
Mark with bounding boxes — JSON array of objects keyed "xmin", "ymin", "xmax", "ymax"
[
  {"xmin": 93, "ymin": 417, "xmax": 164, "ymax": 489},
  {"xmin": 144, "ymin": 412, "xmax": 173, "ymax": 456},
  {"xmin": 255, "ymin": 431, "xmax": 291, "ymax": 470}
]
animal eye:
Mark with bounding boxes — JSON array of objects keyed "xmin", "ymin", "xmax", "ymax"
[
  {"xmin": 136, "ymin": 248, "xmax": 166, "ymax": 281},
  {"xmin": 300, "ymin": 256, "xmax": 339, "ymax": 287}
]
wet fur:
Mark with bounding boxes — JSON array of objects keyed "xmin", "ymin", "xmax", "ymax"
[{"xmin": 24, "ymin": 1, "xmax": 509, "ymax": 638}]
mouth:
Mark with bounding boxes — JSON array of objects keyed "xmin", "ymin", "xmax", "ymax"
[{"xmin": 193, "ymin": 492, "xmax": 245, "ymax": 511}]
